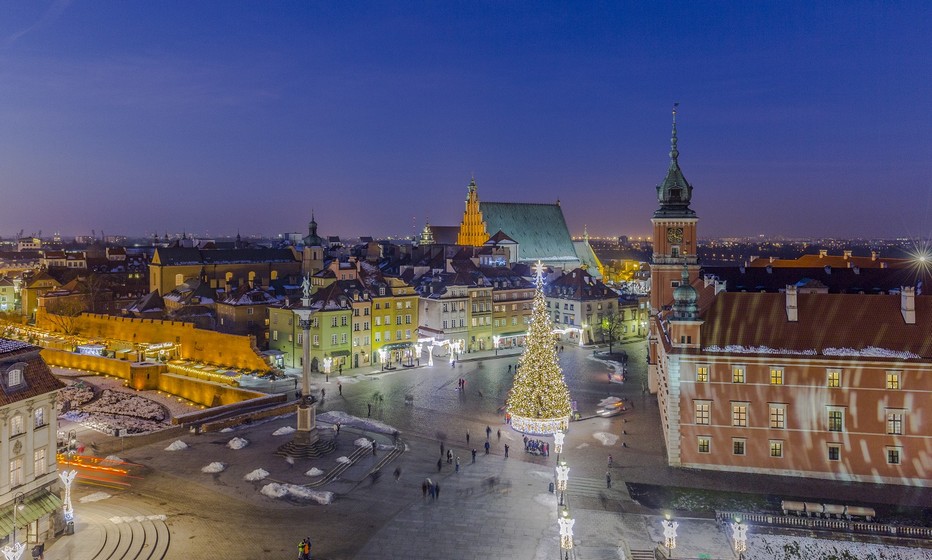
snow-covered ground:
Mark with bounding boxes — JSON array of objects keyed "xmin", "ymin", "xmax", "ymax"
[
  {"xmin": 164, "ymin": 440, "xmax": 188, "ymax": 451},
  {"xmin": 317, "ymin": 411, "xmax": 399, "ymax": 434},
  {"xmin": 305, "ymin": 468, "xmax": 324, "ymax": 477},
  {"xmin": 593, "ymin": 432, "xmax": 619, "ymax": 446},
  {"xmin": 260, "ymin": 483, "xmax": 333, "ymax": 505},
  {"xmin": 747, "ymin": 534, "xmax": 928, "ymax": 560},
  {"xmin": 272, "ymin": 426, "xmax": 295, "ymax": 436},
  {"xmin": 202, "ymin": 462, "xmax": 226, "ymax": 473},
  {"xmin": 245, "ymin": 468, "xmax": 269, "ymax": 481},
  {"xmin": 79, "ymin": 492, "xmax": 111, "ymax": 503},
  {"xmin": 227, "ymin": 437, "xmax": 249, "ymax": 450}
]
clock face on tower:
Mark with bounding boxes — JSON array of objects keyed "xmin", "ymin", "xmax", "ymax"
[{"xmin": 666, "ymin": 227, "xmax": 684, "ymax": 244}]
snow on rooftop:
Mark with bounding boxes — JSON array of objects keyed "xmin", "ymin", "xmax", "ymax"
[{"xmin": 0, "ymin": 339, "xmax": 31, "ymax": 354}]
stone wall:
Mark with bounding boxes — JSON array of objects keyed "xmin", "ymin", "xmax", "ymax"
[{"xmin": 37, "ymin": 310, "xmax": 270, "ymax": 372}]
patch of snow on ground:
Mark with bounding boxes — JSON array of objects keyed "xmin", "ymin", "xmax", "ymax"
[
  {"xmin": 220, "ymin": 427, "xmax": 234, "ymax": 433},
  {"xmin": 79, "ymin": 492, "xmax": 111, "ymax": 503},
  {"xmin": 164, "ymin": 440, "xmax": 188, "ymax": 451},
  {"xmin": 305, "ymin": 468, "xmax": 324, "ymax": 477},
  {"xmin": 201, "ymin": 462, "xmax": 226, "ymax": 473},
  {"xmin": 354, "ymin": 437, "xmax": 372, "ymax": 447},
  {"xmin": 534, "ymin": 493, "xmax": 558, "ymax": 508},
  {"xmin": 228, "ymin": 437, "xmax": 249, "ymax": 449},
  {"xmin": 593, "ymin": 432, "xmax": 619, "ymax": 446},
  {"xmin": 747, "ymin": 533, "xmax": 926, "ymax": 560},
  {"xmin": 245, "ymin": 468, "xmax": 269, "ymax": 481},
  {"xmin": 272, "ymin": 426, "xmax": 295, "ymax": 436},
  {"xmin": 318, "ymin": 410, "xmax": 398, "ymax": 434},
  {"xmin": 597, "ymin": 396, "xmax": 622, "ymax": 407},
  {"xmin": 260, "ymin": 483, "xmax": 333, "ymax": 504},
  {"xmin": 102, "ymin": 455, "xmax": 123, "ymax": 463},
  {"xmin": 575, "ymin": 443, "xmax": 590, "ymax": 449},
  {"xmin": 336, "ymin": 456, "xmax": 351, "ymax": 464}
]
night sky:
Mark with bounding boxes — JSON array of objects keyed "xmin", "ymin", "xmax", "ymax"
[{"xmin": 1, "ymin": 2, "xmax": 930, "ymax": 240}]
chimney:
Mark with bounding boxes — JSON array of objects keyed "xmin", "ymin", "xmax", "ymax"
[
  {"xmin": 704, "ymin": 274, "xmax": 714, "ymax": 288},
  {"xmin": 843, "ymin": 250, "xmax": 852, "ymax": 260},
  {"xmin": 901, "ymin": 286, "xmax": 916, "ymax": 324},
  {"xmin": 871, "ymin": 250, "xmax": 879, "ymax": 261},
  {"xmin": 819, "ymin": 249, "xmax": 828, "ymax": 258},
  {"xmin": 785, "ymin": 285, "xmax": 798, "ymax": 322},
  {"xmin": 715, "ymin": 280, "xmax": 727, "ymax": 295}
]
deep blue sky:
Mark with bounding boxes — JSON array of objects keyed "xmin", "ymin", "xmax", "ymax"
[{"xmin": 1, "ymin": 1, "xmax": 930, "ymax": 239}]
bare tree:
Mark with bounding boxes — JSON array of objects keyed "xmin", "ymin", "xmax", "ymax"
[
  {"xmin": 600, "ymin": 312, "xmax": 625, "ymax": 355},
  {"xmin": 80, "ymin": 273, "xmax": 113, "ymax": 314},
  {"xmin": 44, "ymin": 297, "xmax": 86, "ymax": 336}
]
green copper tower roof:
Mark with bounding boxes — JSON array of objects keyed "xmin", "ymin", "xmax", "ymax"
[{"xmin": 654, "ymin": 104, "xmax": 696, "ymax": 219}]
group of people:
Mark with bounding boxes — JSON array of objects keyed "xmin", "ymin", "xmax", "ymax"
[
  {"xmin": 422, "ymin": 478, "xmax": 441, "ymax": 500},
  {"xmin": 296, "ymin": 537, "xmax": 312, "ymax": 559},
  {"xmin": 523, "ymin": 436, "xmax": 550, "ymax": 456},
  {"xmin": 457, "ymin": 377, "xmax": 467, "ymax": 390}
]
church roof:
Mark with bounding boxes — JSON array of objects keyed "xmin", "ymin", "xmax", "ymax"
[
  {"xmin": 479, "ymin": 202, "xmax": 578, "ymax": 264},
  {"xmin": 487, "ymin": 230, "xmax": 517, "ymax": 244},
  {"xmin": 572, "ymin": 240, "xmax": 603, "ymax": 279}
]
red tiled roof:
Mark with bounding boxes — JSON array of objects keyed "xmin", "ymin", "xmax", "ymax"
[{"xmin": 0, "ymin": 342, "xmax": 65, "ymax": 406}]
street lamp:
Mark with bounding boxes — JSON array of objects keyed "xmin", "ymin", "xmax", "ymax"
[
  {"xmin": 661, "ymin": 514, "xmax": 678, "ymax": 556},
  {"xmin": 557, "ymin": 507, "xmax": 574, "ymax": 560},
  {"xmin": 553, "ymin": 431, "xmax": 565, "ymax": 458},
  {"xmin": 2, "ymin": 492, "xmax": 26, "ymax": 557},
  {"xmin": 555, "ymin": 461, "xmax": 569, "ymax": 506},
  {"xmin": 731, "ymin": 519, "xmax": 748, "ymax": 559},
  {"xmin": 60, "ymin": 469, "xmax": 77, "ymax": 529},
  {"xmin": 492, "ymin": 335, "xmax": 500, "ymax": 356},
  {"xmin": 68, "ymin": 430, "xmax": 77, "ymax": 460}
]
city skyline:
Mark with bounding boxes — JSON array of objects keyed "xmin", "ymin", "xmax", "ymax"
[{"xmin": 2, "ymin": 2, "xmax": 931, "ymax": 239}]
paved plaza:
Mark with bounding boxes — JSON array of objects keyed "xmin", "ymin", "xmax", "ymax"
[{"xmin": 42, "ymin": 340, "xmax": 931, "ymax": 559}]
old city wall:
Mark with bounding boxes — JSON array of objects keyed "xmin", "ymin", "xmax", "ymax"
[{"xmin": 37, "ymin": 310, "xmax": 270, "ymax": 372}]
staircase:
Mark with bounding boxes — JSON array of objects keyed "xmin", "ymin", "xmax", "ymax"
[{"xmin": 629, "ymin": 550, "xmax": 658, "ymax": 560}]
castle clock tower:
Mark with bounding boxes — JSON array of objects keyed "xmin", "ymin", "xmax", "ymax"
[{"xmin": 650, "ymin": 104, "xmax": 699, "ymax": 313}]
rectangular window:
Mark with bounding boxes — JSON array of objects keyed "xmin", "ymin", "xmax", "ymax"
[
  {"xmin": 10, "ymin": 415, "xmax": 24, "ymax": 437},
  {"xmin": 695, "ymin": 401, "xmax": 710, "ymax": 425},
  {"xmin": 288, "ymin": 334, "xmax": 294, "ymax": 343},
  {"xmin": 732, "ymin": 439, "xmax": 746, "ymax": 456},
  {"xmin": 396, "ymin": 316, "xmax": 402, "ymax": 325},
  {"xmin": 34, "ymin": 447, "xmax": 47, "ymax": 476},
  {"xmin": 443, "ymin": 320, "xmax": 448, "ymax": 329},
  {"xmin": 405, "ymin": 301, "xmax": 411, "ymax": 309},
  {"xmin": 364, "ymin": 321, "xmax": 369, "ymax": 330},
  {"xmin": 732, "ymin": 366, "xmax": 745, "ymax": 384},
  {"xmin": 341, "ymin": 333, "xmax": 347, "ymax": 344},
  {"xmin": 297, "ymin": 333, "xmax": 303, "ymax": 345},
  {"xmin": 770, "ymin": 367, "xmax": 784, "ymax": 385},
  {"xmin": 405, "ymin": 314, "xmax": 411, "ymax": 324},
  {"xmin": 769, "ymin": 440, "xmax": 783, "ymax": 458},
  {"xmin": 396, "ymin": 330, "xmax": 402, "ymax": 340},
  {"xmin": 697, "ymin": 437, "xmax": 710, "ymax": 454},
  {"xmin": 353, "ymin": 337, "xmax": 359, "ymax": 347},
  {"xmin": 375, "ymin": 332, "xmax": 381, "ymax": 342},
  {"xmin": 696, "ymin": 365, "xmax": 709, "ymax": 383},
  {"xmin": 405, "ymin": 329, "xmax": 411, "ymax": 339},
  {"xmin": 375, "ymin": 317, "xmax": 381, "ymax": 326},
  {"xmin": 330, "ymin": 317, "xmax": 338, "ymax": 328},
  {"xmin": 886, "ymin": 371, "xmax": 901, "ymax": 390},
  {"xmin": 341, "ymin": 316, "xmax": 348, "ymax": 326},
  {"xmin": 272, "ymin": 331, "xmax": 279, "ymax": 341},
  {"xmin": 886, "ymin": 411, "xmax": 904, "ymax": 435},
  {"xmin": 10, "ymin": 458, "xmax": 23, "ymax": 487},
  {"xmin": 886, "ymin": 447, "xmax": 901, "ymax": 465},
  {"xmin": 312, "ymin": 335, "xmax": 319, "ymax": 345},
  {"xmin": 385, "ymin": 331, "xmax": 391, "ymax": 341},
  {"xmin": 769, "ymin": 404, "xmax": 786, "ymax": 429},
  {"xmin": 396, "ymin": 302, "xmax": 402, "ymax": 309},
  {"xmin": 364, "ymin": 336, "xmax": 370, "ymax": 345},
  {"xmin": 827, "ymin": 369, "xmax": 841, "ymax": 388},
  {"xmin": 828, "ymin": 444, "xmax": 841, "ymax": 461},
  {"xmin": 828, "ymin": 409, "xmax": 844, "ymax": 432},
  {"xmin": 385, "ymin": 315, "xmax": 390, "ymax": 325},
  {"xmin": 732, "ymin": 403, "xmax": 748, "ymax": 427},
  {"xmin": 34, "ymin": 407, "xmax": 46, "ymax": 428},
  {"xmin": 247, "ymin": 307, "xmax": 254, "ymax": 315}
]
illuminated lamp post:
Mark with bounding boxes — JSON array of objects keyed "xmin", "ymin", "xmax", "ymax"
[
  {"xmin": 731, "ymin": 519, "xmax": 748, "ymax": 559},
  {"xmin": 557, "ymin": 507, "xmax": 574, "ymax": 560},
  {"xmin": 555, "ymin": 461, "xmax": 569, "ymax": 506},
  {"xmin": 414, "ymin": 343, "xmax": 422, "ymax": 366},
  {"xmin": 554, "ymin": 431, "xmax": 565, "ymax": 460},
  {"xmin": 1, "ymin": 492, "xmax": 26, "ymax": 559},
  {"xmin": 290, "ymin": 275, "xmax": 319, "ymax": 448},
  {"xmin": 661, "ymin": 514, "xmax": 678, "ymax": 557},
  {"xmin": 580, "ymin": 324, "xmax": 588, "ymax": 346},
  {"xmin": 493, "ymin": 335, "xmax": 500, "ymax": 356},
  {"xmin": 378, "ymin": 349, "xmax": 387, "ymax": 371},
  {"xmin": 427, "ymin": 343, "xmax": 434, "ymax": 367}
]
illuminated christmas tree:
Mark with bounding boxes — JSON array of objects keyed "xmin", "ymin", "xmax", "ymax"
[{"xmin": 507, "ymin": 262, "xmax": 572, "ymax": 434}]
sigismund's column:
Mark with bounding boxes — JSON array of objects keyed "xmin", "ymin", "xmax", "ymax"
[{"xmin": 291, "ymin": 277, "xmax": 318, "ymax": 446}]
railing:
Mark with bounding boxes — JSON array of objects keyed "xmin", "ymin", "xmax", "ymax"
[{"xmin": 716, "ymin": 511, "xmax": 932, "ymax": 539}]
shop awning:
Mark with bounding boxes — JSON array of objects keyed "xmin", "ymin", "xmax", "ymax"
[
  {"xmin": 0, "ymin": 489, "xmax": 62, "ymax": 538},
  {"xmin": 500, "ymin": 331, "xmax": 527, "ymax": 337},
  {"xmin": 380, "ymin": 343, "xmax": 413, "ymax": 350},
  {"xmin": 330, "ymin": 350, "xmax": 351, "ymax": 357}
]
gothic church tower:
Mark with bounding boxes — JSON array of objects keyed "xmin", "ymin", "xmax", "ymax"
[{"xmin": 457, "ymin": 177, "xmax": 490, "ymax": 246}]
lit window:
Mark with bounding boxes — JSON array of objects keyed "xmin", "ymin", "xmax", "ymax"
[
  {"xmin": 297, "ymin": 334, "xmax": 303, "ymax": 345},
  {"xmin": 732, "ymin": 366, "xmax": 745, "ymax": 384},
  {"xmin": 330, "ymin": 317, "xmax": 337, "ymax": 328},
  {"xmin": 312, "ymin": 335, "xmax": 319, "ymax": 345},
  {"xmin": 10, "ymin": 457, "xmax": 23, "ymax": 487},
  {"xmin": 697, "ymin": 437, "xmax": 710, "ymax": 454},
  {"xmin": 769, "ymin": 367, "xmax": 784, "ymax": 385},
  {"xmin": 769, "ymin": 404, "xmax": 786, "ymax": 429},
  {"xmin": 886, "ymin": 371, "xmax": 901, "ymax": 390},
  {"xmin": 695, "ymin": 401, "xmax": 710, "ymax": 425},
  {"xmin": 732, "ymin": 439, "xmax": 746, "ymax": 456},
  {"xmin": 34, "ymin": 407, "xmax": 45, "ymax": 428},
  {"xmin": 827, "ymin": 369, "xmax": 841, "ymax": 388},
  {"xmin": 886, "ymin": 411, "xmax": 904, "ymax": 435},
  {"xmin": 828, "ymin": 409, "xmax": 844, "ymax": 432},
  {"xmin": 341, "ymin": 333, "xmax": 347, "ymax": 344},
  {"xmin": 886, "ymin": 447, "xmax": 901, "ymax": 465},
  {"xmin": 696, "ymin": 366, "xmax": 709, "ymax": 383},
  {"xmin": 769, "ymin": 440, "xmax": 783, "ymax": 458},
  {"xmin": 732, "ymin": 404, "xmax": 747, "ymax": 427},
  {"xmin": 375, "ymin": 333, "xmax": 381, "ymax": 342},
  {"xmin": 8, "ymin": 367, "xmax": 23, "ymax": 386},
  {"xmin": 34, "ymin": 447, "xmax": 47, "ymax": 476},
  {"xmin": 341, "ymin": 316, "xmax": 348, "ymax": 326}
]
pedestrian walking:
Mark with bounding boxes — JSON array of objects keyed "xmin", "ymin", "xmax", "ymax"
[
  {"xmin": 297, "ymin": 540, "xmax": 305, "ymax": 560},
  {"xmin": 472, "ymin": 448, "xmax": 477, "ymax": 463},
  {"xmin": 321, "ymin": 387, "xmax": 326, "ymax": 399},
  {"xmin": 367, "ymin": 402, "xmax": 372, "ymax": 417},
  {"xmin": 338, "ymin": 382, "xmax": 342, "ymax": 395},
  {"xmin": 394, "ymin": 467, "xmax": 402, "ymax": 482},
  {"xmin": 440, "ymin": 441, "xmax": 445, "ymax": 456},
  {"xmin": 504, "ymin": 444, "xmax": 509, "ymax": 458},
  {"xmin": 497, "ymin": 428, "xmax": 501, "ymax": 441},
  {"xmin": 437, "ymin": 458, "xmax": 442, "ymax": 472},
  {"xmin": 422, "ymin": 480, "xmax": 428, "ymax": 499},
  {"xmin": 339, "ymin": 364, "xmax": 343, "ymax": 374},
  {"xmin": 608, "ymin": 454, "xmax": 613, "ymax": 468},
  {"xmin": 486, "ymin": 425, "xmax": 492, "ymax": 440},
  {"xmin": 371, "ymin": 440, "xmax": 377, "ymax": 456},
  {"xmin": 335, "ymin": 423, "xmax": 341, "ymax": 435},
  {"xmin": 606, "ymin": 471, "xmax": 612, "ymax": 488},
  {"xmin": 435, "ymin": 482, "xmax": 440, "ymax": 500},
  {"xmin": 455, "ymin": 457, "xmax": 460, "ymax": 473},
  {"xmin": 447, "ymin": 449, "xmax": 453, "ymax": 464},
  {"xmin": 466, "ymin": 430, "xmax": 470, "ymax": 444},
  {"xmin": 484, "ymin": 440, "xmax": 490, "ymax": 454}
]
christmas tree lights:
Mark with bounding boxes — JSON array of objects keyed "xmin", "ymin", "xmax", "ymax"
[{"xmin": 507, "ymin": 262, "xmax": 571, "ymax": 434}]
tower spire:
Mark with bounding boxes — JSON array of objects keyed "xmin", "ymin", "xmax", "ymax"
[{"xmin": 670, "ymin": 102, "xmax": 679, "ymax": 162}]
